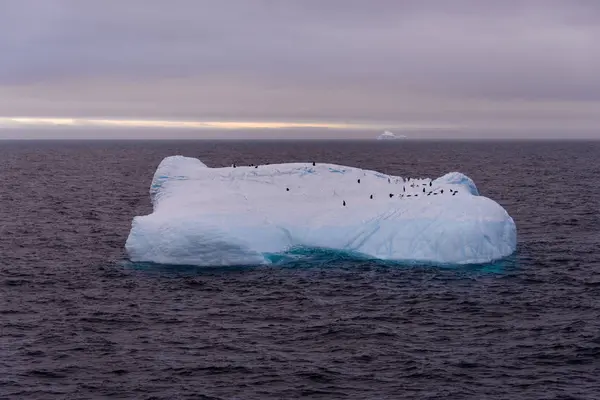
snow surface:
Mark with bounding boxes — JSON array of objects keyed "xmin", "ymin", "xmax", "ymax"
[{"xmin": 125, "ymin": 156, "xmax": 517, "ymax": 266}]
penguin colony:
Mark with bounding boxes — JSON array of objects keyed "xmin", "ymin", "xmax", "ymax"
[{"xmin": 231, "ymin": 161, "xmax": 458, "ymax": 207}]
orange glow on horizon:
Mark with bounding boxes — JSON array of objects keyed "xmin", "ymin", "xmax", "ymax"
[{"xmin": 0, "ymin": 117, "xmax": 455, "ymax": 131}]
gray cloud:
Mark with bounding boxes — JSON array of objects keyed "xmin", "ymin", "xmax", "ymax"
[{"xmin": 1, "ymin": 0, "xmax": 599, "ymax": 137}]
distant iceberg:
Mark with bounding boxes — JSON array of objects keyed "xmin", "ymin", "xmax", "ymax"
[
  {"xmin": 125, "ymin": 156, "xmax": 517, "ymax": 267},
  {"xmin": 377, "ymin": 131, "xmax": 407, "ymax": 140}
]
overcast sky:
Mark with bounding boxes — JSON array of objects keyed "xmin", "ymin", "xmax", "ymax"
[{"xmin": 1, "ymin": 0, "xmax": 599, "ymax": 138}]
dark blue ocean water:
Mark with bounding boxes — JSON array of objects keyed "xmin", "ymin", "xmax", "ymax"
[{"xmin": 1, "ymin": 140, "xmax": 599, "ymax": 399}]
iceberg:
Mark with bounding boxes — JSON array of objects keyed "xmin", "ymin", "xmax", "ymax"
[
  {"xmin": 377, "ymin": 131, "xmax": 407, "ymax": 140},
  {"xmin": 125, "ymin": 156, "xmax": 517, "ymax": 267}
]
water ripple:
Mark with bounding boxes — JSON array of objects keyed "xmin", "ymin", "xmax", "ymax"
[{"xmin": 1, "ymin": 140, "xmax": 599, "ymax": 399}]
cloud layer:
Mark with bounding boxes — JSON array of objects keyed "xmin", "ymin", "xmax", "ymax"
[{"xmin": 1, "ymin": 0, "xmax": 599, "ymax": 137}]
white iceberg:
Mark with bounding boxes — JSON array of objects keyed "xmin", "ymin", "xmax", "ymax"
[
  {"xmin": 377, "ymin": 131, "xmax": 407, "ymax": 140},
  {"xmin": 125, "ymin": 156, "xmax": 517, "ymax": 267}
]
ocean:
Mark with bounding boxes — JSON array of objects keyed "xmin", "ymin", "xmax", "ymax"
[{"xmin": 1, "ymin": 140, "xmax": 599, "ymax": 399}]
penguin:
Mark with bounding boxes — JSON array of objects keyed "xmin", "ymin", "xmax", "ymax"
[
  {"xmin": 313, "ymin": 162, "xmax": 316, "ymax": 166},
  {"xmin": 286, "ymin": 188, "xmax": 289, "ymax": 192},
  {"xmin": 357, "ymin": 179, "xmax": 361, "ymax": 184},
  {"xmin": 343, "ymin": 200, "xmax": 346, "ymax": 206},
  {"xmin": 453, "ymin": 191, "xmax": 458, "ymax": 196},
  {"xmin": 407, "ymin": 194, "xmax": 412, "ymax": 197},
  {"xmin": 427, "ymin": 192, "xmax": 431, "ymax": 196},
  {"xmin": 433, "ymin": 192, "xmax": 438, "ymax": 195},
  {"xmin": 423, "ymin": 187, "xmax": 425, "ymax": 193},
  {"xmin": 403, "ymin": 186, "xmax": 406, "ymax": 192},
  {"xmin": 233, "ymin": 163, "xmax": 237, "ymax": 168},
  {"xmin": 429, "ymin": 181, "xmax": 432, "ymax": 187},
  {"xmin": 255, "ymin": 165, "xmax": 258, "ymax": 168},
  {"xmin": 370, "ymin": 194, "xmax": 373, "ymax": 199},
  {"xmin": 389, "ymin": 193, "xmax": 394, "ymax": 198},
  {"xmin": 388, "ymin": 178, "xmax": 391, "ymax": 183},
  {"xmin": 441, "ymin": 189, "xmax": 444, "ymax": 194}
]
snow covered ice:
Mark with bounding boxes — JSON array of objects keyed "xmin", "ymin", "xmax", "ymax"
[{"xmin": 125, "ymin": 156, "xmax": 517, "ymax": 266}]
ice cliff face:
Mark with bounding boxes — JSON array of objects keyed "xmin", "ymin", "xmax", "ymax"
[{"xmin": 125, "ymin": 156, "xmax": 516, "ymax": 266}]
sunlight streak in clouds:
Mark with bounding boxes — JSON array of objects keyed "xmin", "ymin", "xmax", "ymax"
[{"xmin": 0, "ymin": 117, "xmax": 455, "ymax": 131}]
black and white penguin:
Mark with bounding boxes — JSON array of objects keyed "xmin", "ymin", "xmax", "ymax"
[
  {"xmin": 453, "ymin": 191, "xmax": 458, "ymax": 196},
  {"xmin": 403, "ymin": 186, "xmax": 406, "ymax": 192},
  {"xmin": 370, "ymin": 194, "xmax": 373, "ymax": 199},
  {"xmin": 313, "ymin": 162, "xmax": 316, "ymax": 166},
  {"xmin": 343, "ymin": 200, "xmax": 346, "ymax": 206},
  {"xmin": 357, "ymin": 179, "xmax": 361, "ymax": 184},
  {"xmin": 286, "ymin": 188, "xmax": 289, "ymax": 191},
  {"xmin": 427, "ymin": 192, "xmax": 431, "ymax": 196},
  {"xmin": 441, "ymin": 189, "xmax": 444, "ymax": 194},
  {"xmin": 389, "ymin": 193, "xmax": 394, "ymax": 198},
  {"xmin": 388, "ymin": 178, "xmax": 391, "ymax": 183},
  {"xmin": 423, "ymin": 187, "xmax": 425, "ymax": 193},
  {"xmin": 429, "ymin": 181, "xmax": 432, "ymax": 187},
  {"xmin": 255, "ymin": 165, "xmax": 258, "ymax": 168}
]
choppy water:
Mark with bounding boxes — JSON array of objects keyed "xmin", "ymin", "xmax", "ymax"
[{"xmin": 1, "ymin": 140, "xmax": 599, "ymax": 399}]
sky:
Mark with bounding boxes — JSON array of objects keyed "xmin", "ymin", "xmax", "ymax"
[{"xmin": 1, "ymin": 0, "xmax": 599, "ymax": 139}]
